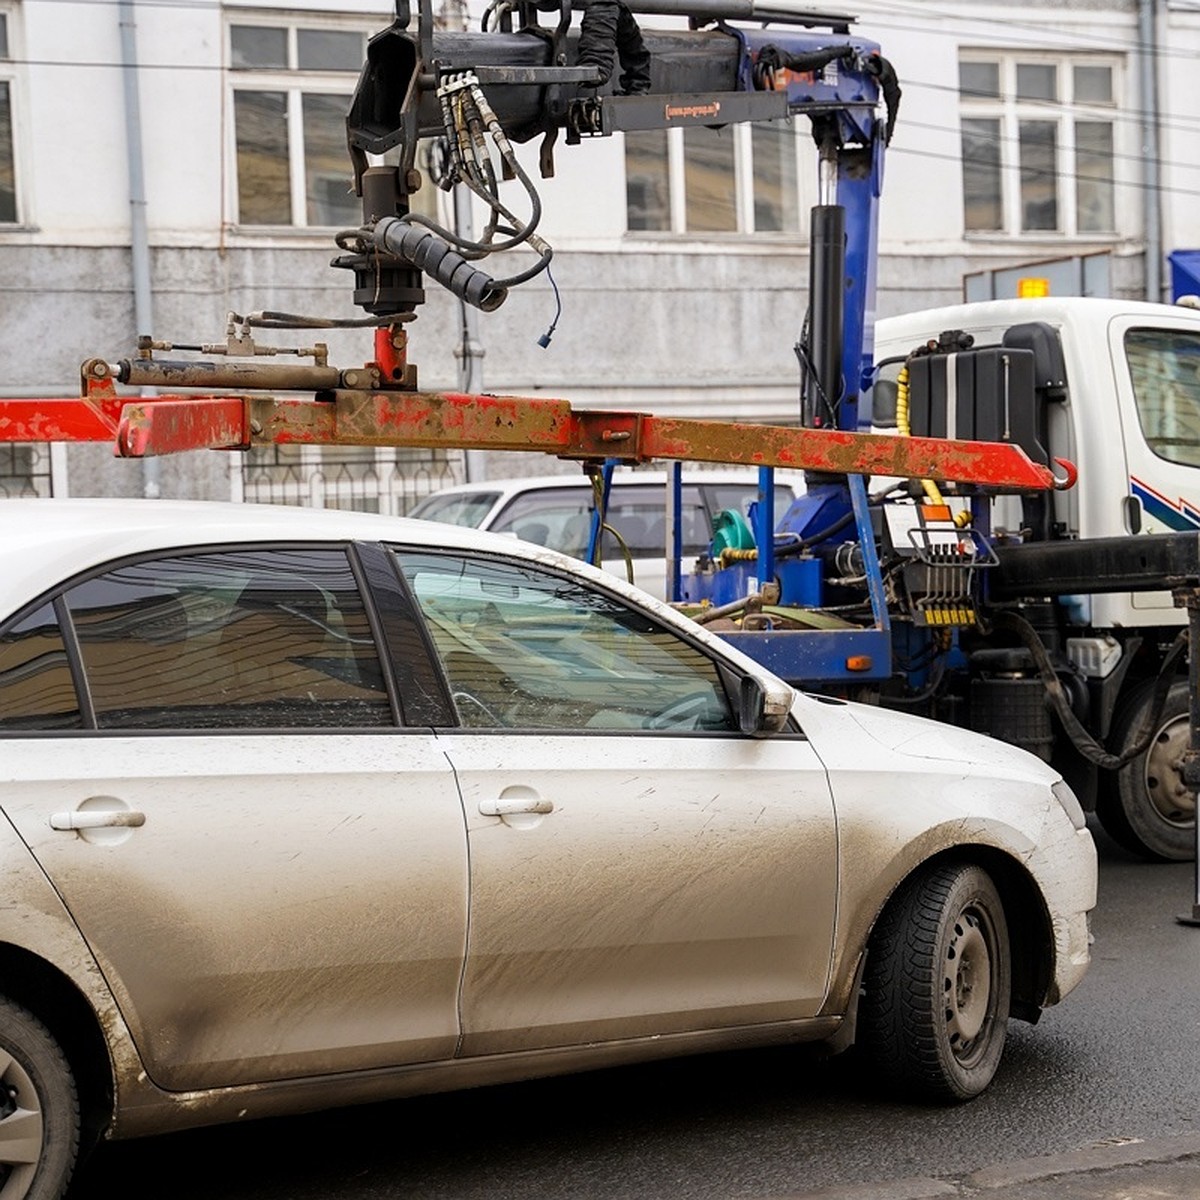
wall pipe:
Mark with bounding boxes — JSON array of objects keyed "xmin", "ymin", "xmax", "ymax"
[
  {"xmin": 118, "ymin": 0, "xmax": 159, "ymax": 498},
  {"xmin": 454, "ymin": 182, "xmax": 488, "ymax": 484},
  {"xmin": 1138, "ymin": 0, "xmax": 1162, "ymax": 303}
]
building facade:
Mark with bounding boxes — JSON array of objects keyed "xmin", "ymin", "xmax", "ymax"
[{"xmin": 1, "ymin": 0, "xmax": 1197, "ymax": 503}]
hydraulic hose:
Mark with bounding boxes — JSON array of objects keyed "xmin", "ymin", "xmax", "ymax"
[
  {"xmin": 992, "ymin": 611, "xmax": 1188, "ymax": 770},
  {"xmin": 374, "ymin": 218, "xmax": 508, "ymax": 312}
]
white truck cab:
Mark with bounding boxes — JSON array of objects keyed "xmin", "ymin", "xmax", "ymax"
[
  {"xmin": 873, "ymin": 297, "xmax": 1200, "ymax": 861},
  {"xmin": 877, "ymin": 298, "xmax": 1200, "ymax": 632}
]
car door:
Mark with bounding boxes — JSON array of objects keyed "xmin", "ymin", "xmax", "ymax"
[
  {"xmin": 390, "ymin": 548, "xmax": 838, "ymax": 1058},
  {"xmin": 0, "ymin": 543, "xmax": 467, "ymax": 1091}
]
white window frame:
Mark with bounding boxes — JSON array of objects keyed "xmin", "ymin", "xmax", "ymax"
[
  {"xmin": 624, "ymin": 119, "xmax": 808, "ymax": 239},
  {"xmin": 225, "ymin": 12, "xmax": 374, "ymax": 231},
  {"xmin": 958, "ymin": 51, "xmax": 1124, "ymax": 240},
  {"xmin": 0, "ymin": 4, "xmax": 27, "ymax": 228}
]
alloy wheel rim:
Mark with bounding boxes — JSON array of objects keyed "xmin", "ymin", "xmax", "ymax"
[{"xmin": 0, "ymin": 1048, "xmax": 42, "ymax": 1200}]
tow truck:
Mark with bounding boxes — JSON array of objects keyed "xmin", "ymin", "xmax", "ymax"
[{"xmin": 3, "ymin": 0, "xmax": 1200, "ymax": 880}]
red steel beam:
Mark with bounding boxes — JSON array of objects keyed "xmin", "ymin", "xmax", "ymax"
[
  {"xmin": 117, "ymin": 398, "xmax": 250, "ymax": 458},
  {"xmin": 0, "ymin": 396, "xmax": 128, "ymax": 443},
  {"xmin": 3, "ymin": 386, "xmax": 1068, "ymax": 491}
]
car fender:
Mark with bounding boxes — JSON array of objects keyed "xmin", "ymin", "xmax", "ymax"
[
  {"xmin": 0, "ymin": 810, "xmax": 156, "ymax": 1137},
  {"xmin": 792, "ymin": 695, "xmax": 1097, "ymax": 1022}
]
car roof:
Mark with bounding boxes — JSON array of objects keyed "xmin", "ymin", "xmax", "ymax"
[
  {"xmin": 416, "ymin": 469, "xmax": 805, "ymax": 500},
  {"xmin": 0, "ymin": 497, "xmax": 787, "ymax": 688},
  {"xmin": 0, "ymin": 498, "xmax": 560, "ymax": 608}
]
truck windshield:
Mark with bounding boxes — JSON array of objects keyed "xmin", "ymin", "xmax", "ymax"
[{"xmin": 1125, "ymin": 328, "xmax": 1200, "ymax": 466}]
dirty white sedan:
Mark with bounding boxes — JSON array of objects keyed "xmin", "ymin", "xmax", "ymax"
[{"xmin": 0, "ymin": 500, "xmax": 1095, "ymax": 1200}]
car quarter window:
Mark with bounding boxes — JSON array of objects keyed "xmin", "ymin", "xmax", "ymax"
[
  {"xmin": 0, "ymin": 602, "xmax": 83, "ymax": 730},
  {"xmin": 391, "ymin": 549, "xmax": 737, "ymax": 732},
  {"xmin": 59, "ymin": 548, "xmax": 392, "ymax": 730}
]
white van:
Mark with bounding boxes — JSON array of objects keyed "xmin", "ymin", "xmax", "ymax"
[{"xmin": 408, "ymin": 469, "xmax": 803, "ymax": 598}]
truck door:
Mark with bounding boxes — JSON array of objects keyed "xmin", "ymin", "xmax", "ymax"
[{"xmin": 1109, "ymin": 313, "xmax": 1200, "ymax": 613}]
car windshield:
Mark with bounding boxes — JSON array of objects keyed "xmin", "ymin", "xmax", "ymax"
[
  {"xmin": 1125, "ymin": 328, "xmax": 1200, "ymax": 466},
  {"xmin": 704, "ymin": 483, "xmax": 797, "ymax": 523},
  {"xmin": 489, "ymin": 481, "xmax": 795, "ymax": 559},
  {"xmin": 490, "ymin": 486, "xmax": 710, "ymax": 558},
  {"xmin": 409, "ymin": 490, "xmax": 502, "ymax": 527}
]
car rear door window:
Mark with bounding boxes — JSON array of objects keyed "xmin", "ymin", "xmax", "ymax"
[
  {"xmin": 62, "ymin": 548, "xmax": 393, "ymax": 729},
  {"xmin": 0, "ymin": 602, "xmax": 82, "ymax": 730},
  {"xmin": 393, "ymin": 550, "xmax": 736, "ymax": 732}
]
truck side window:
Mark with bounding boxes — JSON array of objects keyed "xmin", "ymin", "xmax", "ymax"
[{"xmin": 1126, "ymin": 328, "xmax": 1200, "ymax": 467}]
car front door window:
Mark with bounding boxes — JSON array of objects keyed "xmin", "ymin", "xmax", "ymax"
[{"xmin": 393, "ymin": 551, "xmax": 735, "ymax": 731}]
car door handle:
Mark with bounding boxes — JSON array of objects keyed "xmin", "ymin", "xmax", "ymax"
[
  {"xmin": 478, "ymin": 797, "xmax": 554, "ymax": 817},
  {"xmin": 50, "ymin": 810, "xmax": 147, "ymax": 831}
]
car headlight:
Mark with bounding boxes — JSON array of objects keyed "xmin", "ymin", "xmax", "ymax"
[{"xmin": 1051, "ymin": 779, "xmax": 1087, "ymax": 830}]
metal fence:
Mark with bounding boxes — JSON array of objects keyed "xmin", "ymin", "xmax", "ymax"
[
  {"xmin": 0, "ymin": 444, "xmax": 53, "ymax": 498},
  {"xmin": 241, "ymin": 445, "xmax": 463, "ymax": 514}
]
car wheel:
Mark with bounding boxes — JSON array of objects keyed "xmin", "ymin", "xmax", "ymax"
[
  {"xmin": 1097, "ymin": 680, "xmax": 1194, "ymax": 863},
  {"xmin": 0, "ymin": 998, "xmax": 80, "ymax": 1200},
  {"xmin": 860, "ymin": 862, "xmax": 1011, "ymax": 1102}
]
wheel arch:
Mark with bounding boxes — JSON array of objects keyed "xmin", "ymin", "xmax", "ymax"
[
  {"xmin": 0, "ymin": 942, "xmax": 115, "ymax": 1152},
  {"xmin": 960, "ymin": 846, "xmax": 1055, "ymax": 1022},
  {"xmin": 835, "ymin": 844, "xmax": 1055, "ymax": 1043}
]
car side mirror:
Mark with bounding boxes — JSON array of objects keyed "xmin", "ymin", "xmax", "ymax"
[{"xmin": 739, "ymin": 675, "xmax": 789, "ymax": 737}]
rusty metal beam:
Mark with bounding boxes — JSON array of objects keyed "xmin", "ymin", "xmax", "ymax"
[
  {"xmin": 1, "ymin": 384, "xmax": 1067, "ymax": 491},
  {"xmin": 117, "ymin": 398, "xmax": 250, "ymax": 458}
]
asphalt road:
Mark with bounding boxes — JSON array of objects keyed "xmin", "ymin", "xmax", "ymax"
[{"xmin": 74, "ymin": 823, "xmax": 1200, "ymax": 1200}]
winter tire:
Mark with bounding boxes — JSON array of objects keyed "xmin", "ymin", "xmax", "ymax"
[
  {"xmin": 1098, "ymin": 679, "xmax": 1194, "ymax": 862},
  {"xmin": 860, "ymin": 862, "xmax": 1011, "ymax": 1102},
  {"xmin": 0, "ymin": 998, "xmax": 80, "ymax": 1200}
]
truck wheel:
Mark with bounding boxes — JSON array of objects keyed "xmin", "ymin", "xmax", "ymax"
[
  {"xmin": 1098, "ymin": 680, "xmax": 1195, "ymax": 862},
  {"xmin": 859, "ymin": 862, "xmax": 1010, "ymax": 1102},
  {"xmin": 0, "ymin": 998, "xmax": 79, "ymax": 1200}
]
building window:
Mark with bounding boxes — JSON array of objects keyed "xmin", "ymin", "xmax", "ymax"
[
  {"xmin": 625, "ymin": 119, "xmax": 800, "ymax": 236},
  {"xmin": 229, "ymin": 20, "xmax": 367, "ymax": 229},
  {"xmin": 0, "ymin": 444, "xmax": 53, "ymax": 498},
  {"xmin": 1, "ymin": 10, "xmax": 17, "ymax": 224},
  {"xmin": 959, "ymin": 54, "xmax": 1118, "ymax": 237}
]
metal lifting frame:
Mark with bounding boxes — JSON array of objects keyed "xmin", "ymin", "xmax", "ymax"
[{"xmin": 5, "ymin": 339, "xmax": 1067, "ymax": 491}]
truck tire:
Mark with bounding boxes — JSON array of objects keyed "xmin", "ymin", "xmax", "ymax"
[
  {"xmin": 1098, "ymin": 680, "xmax": 1195, "ymax": 862},
  {"xmin": 0, "ymin": 997, "xmax": 80, "ymax": 1200},
  {"xmin": 859, "ymin": 862, "xmax": 1010, "ymax": 1102}
]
